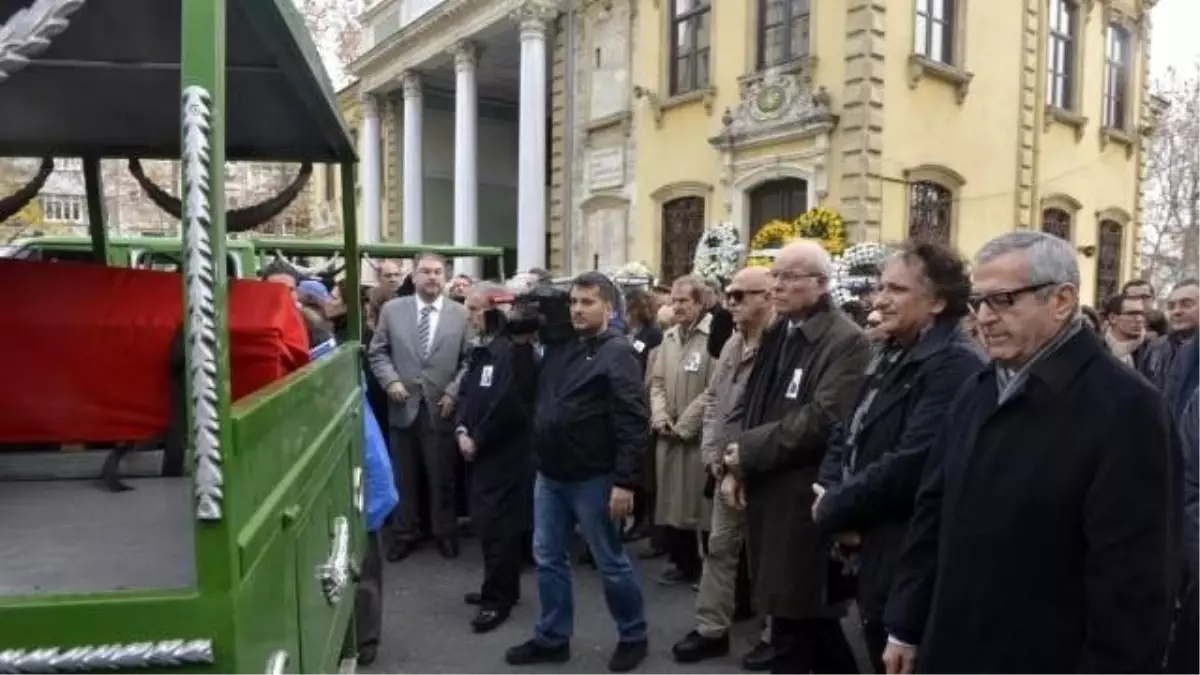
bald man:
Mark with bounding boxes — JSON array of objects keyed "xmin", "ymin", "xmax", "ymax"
[
  {"xmin": 674, "ymin": 265, "xmax": 778, "ymax": 668},
  {"xmin": 721, "ymin": 240, "xmax": 869, "ymax": 674},
  {"xmin": 378, "ymin": 260, "xmax": 404, "ymax": 293}
]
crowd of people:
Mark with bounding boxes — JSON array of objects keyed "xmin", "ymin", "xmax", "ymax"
[{"xmin": 277, "ymin": 232, "xmax": 1198, "ymax": 674}]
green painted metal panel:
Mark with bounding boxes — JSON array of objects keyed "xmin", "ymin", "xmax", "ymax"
[{"xmin": 232, "ymin": 529, "xmax": 301, "ymax": 673}]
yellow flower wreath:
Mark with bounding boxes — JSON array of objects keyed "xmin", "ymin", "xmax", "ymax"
[{"xmin": 746, "ymin": 207, "xmax": 848, "ymax": 267}]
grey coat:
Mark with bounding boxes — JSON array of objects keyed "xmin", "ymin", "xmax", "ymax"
[{"xmin": 368, "ymin": 295, "xmax": 471, "ymax": 429}]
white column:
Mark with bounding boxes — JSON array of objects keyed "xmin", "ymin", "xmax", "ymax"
[
  {"xmin": 359, "ymin": 93, "xmax": 381, "ymax": 244},
  {"xmin": 515, "ymin": 2, "xmax": 553, "ymax": 273},
  {"xmin": 401, "ymin": 71, "xmax": 424, "ymax": 245},
  {"xmin": 453, "ymin": 41, "xmax": 481, "ymax": 278}
]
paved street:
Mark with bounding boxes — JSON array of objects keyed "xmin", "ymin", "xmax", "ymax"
[{"xmin": 365, "ymin": 536, "xmax": 871, "ymax": 674}]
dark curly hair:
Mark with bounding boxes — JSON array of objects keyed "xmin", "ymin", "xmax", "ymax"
[{"xmin": 893, "ymin": 241, "xmax": 971, "ymax": 320}]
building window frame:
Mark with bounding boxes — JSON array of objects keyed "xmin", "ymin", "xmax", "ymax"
[
  {"xmin": 1046, "ymin": 0, "xmax": 1079, "ymax": 111},
  {"xmin": 1102, "ymin": 21, "xmax": 1133, "ymax": 131},
  {"xmin": 756, "ymin": 0, "xmax": 811, "ymax": 71},
  {"xmin": 1095, "ymin": 209, "xmax": 1131, "ymax": 305},
  {"xmin": 668, "ymin": 0, "xmax": 712, "ymax": 96},
  {"xmin": 903, "ymin": 164, "xmax": 965, "ymax": 246},
  {"xmin": 914, "ymin": 0, "xmax": 956, "ymax": 65},
  {"xmin": 1039, "ymin": 193, "xmax": 1083, "ymax": 242},
  {"xmin": 41, "ymin": 193, "xmax": 87, "ymax": 224}
]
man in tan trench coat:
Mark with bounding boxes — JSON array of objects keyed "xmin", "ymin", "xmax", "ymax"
[
  {"xmin": 723, "ymin": 240, "xmax": 870, "ymax": 674},
  {"xmin": 650, "ymin": 274, "xmax": 717, "ymax": 585}
]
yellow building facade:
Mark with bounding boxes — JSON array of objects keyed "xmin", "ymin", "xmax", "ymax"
[{"xmin": 631, "ymin": 0, "xmax": 1160, "ymax": 304}]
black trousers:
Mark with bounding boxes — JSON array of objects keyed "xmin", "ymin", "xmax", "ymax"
[
  {"xmin": 770, "ymin": 616, "xmax": 858, "ymax": 674},
  {"xmin": 1167, "ymin": 580, "xmax": 1199, "ymax": 674},
  {"xmin": 354, "ymin": 533, "xmax": 384, "ymax": 649},
  {"xmin": 665, "ymin": 526, "xmax": 703, "ymax": 580},
  {"xmin": 480, "ymin": 531, "xmax": 524, "ymax": 610}
]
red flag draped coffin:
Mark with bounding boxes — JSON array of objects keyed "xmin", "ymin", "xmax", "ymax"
[{"xmin": 0, "ymin": 259, "xmax": 310, "ymax": 445}]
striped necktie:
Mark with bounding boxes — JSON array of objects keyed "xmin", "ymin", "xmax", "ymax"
[{"xmin": 418, "ymin": 305, "xmax": 433, "ymax": 358}]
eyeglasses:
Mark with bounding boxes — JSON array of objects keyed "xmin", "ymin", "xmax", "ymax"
[
  {"xmin": 727, "ymin": 289, "xmax": 766, "ymax": 303},
  {"xmin": 772, "ymin": 271, "xmax": 825, "ymax": 283},
  {"xmin": 967, "ymin": 282, "xmax": 1055, "ymax": 313}
]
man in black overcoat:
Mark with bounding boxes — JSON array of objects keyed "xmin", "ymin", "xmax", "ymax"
[
  {"xmin": 883, "ymin": 231, "xmax": 1181, "ymax": 674},
  {"xmin": 721, "ymin": 240, "xmax": 871, "ymax": 674},
  {"xmin": 455, "ymin": 283, "xmax": 539, "ymax": 633}
]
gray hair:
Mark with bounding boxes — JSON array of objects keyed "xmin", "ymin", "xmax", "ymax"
[
  {"xmin": 466, "ymin": 280, "xmax": 509, "ymax": 303},
  {"xmin": 780, "ymin": 239, "xmax": 835, "ymax": 278},
  {"xmin": 505, "ymin": 272, "xmax": 540, "ymax": 295},
  {"xmin": 975, "ymin": 231, "xmax": 1080, "ymax": 288}
]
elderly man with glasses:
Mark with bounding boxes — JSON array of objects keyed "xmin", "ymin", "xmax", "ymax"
[{"xmin": 883, "ymin": 231, "xmax": 1180, "ymax": 674}]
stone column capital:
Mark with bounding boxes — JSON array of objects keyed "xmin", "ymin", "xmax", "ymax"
[
  {"xmin": 359, "ymin": 92, "xmax": 380, "ymax": 117},
  {"xmin": 452, "ymin": 40, "xmax": 480, "ymax": 71},
  {"xmin": 512, "ymin": 0, "xmax": 556, "ymax": 38},
  {"xmin": 401, "ymin": 70, "xmax": 422, "ymax": 98}
]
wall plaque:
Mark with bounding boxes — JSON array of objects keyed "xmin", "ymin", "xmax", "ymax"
[{"xmin": 588, "ymin": 147, "xmax": 625, "ymax": 189}]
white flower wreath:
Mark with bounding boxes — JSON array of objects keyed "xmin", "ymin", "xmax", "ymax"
[
  {"xmin": 831, "ymin": 242, "xmax": 892, "ymax": 300},
  {"xmin": 692, "ymin": 222, "xmax": 744, "ymax": 283},
  {"xmin": 610, "ymin": 261, "xmax": 656, "ymax": 287}
]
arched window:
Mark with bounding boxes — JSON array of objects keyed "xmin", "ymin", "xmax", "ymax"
[
  {"xmin": 748, "ymin": 177, "xmax": 808, "ymax": 240},
  {"xmin": 1041, "ymin": 207, "xmax": 1072, "ymax": 240},
  {"xmin": 661, "ymin": 196, "xmax": 706, "ymax": 283},
  {"xmin": 1096, "ymin": 219, "xmax": 1123, "ymax": 304},
  {"xmin": 908, "ymin": 180, "xmax": 953, "ymax": 244}
]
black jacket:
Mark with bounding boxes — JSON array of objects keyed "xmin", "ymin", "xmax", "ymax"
[
  {"xmin": 885, "ymin": 326, "xmax": 1179, "ymax": 673},
  {"xmin": 532, "ymin": 327, "xmax": 649, "ymax": 489},
  {"xmin": 457, "ymin": 335, "xmax": 538, "ymax": 536},
  {"xmin": 629, "ymin": 325, "xmax": 663, "ymax": 377},
  {"xmin": 815, "ymin": 319, "xmax": 985, "ymax": 619}
]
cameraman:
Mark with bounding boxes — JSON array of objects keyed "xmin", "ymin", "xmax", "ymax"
[
  {"xmin": 505, "ymin": 272, "xmax": 650, "ymax": 673},
  {"xmin": 455, "ymin": 282, "xmax": 539, "ymax": 634}
]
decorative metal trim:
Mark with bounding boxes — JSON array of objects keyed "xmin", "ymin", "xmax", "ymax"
[
  {"xmin": 318, "ymin": 516, "xmax": 352, "ymax": 604},
  {"xmin": 0, "ymin": 0, "xmax": 86, "ymax": 83},
  {"xmin": 265, "ymin": 650, "xmax": 288, "ymax": 674},
  {"xmin": 352, "ymin": 467, "xmax": 364, "ymax": 515},
  {"xmin": 182, "ymin": 85, "xmax": 223, "ymax": 522},
  {"xmin": 0, "ymin": 638, "xmax": 214, "ymax": 672}
]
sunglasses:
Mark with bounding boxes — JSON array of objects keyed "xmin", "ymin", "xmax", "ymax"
[
  {"xmin": 967, "ymin": 282, "xmax": 1055, "ymax": 313},
  {"xmin": 727, "ymin": 289, "xmax": 766, "ymax": 303}
]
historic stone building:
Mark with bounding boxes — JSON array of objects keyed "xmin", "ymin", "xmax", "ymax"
[
  {"xmin": 337, "ymin": 0, "xmax": 1161, "ymax": 298},
  {"xmin": 630, "ymin": 0, "xmax": 1161, "ymax": 301}
]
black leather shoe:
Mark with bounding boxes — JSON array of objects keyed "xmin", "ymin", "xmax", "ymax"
[
  {"xmin": 741, "ymin": 641, "xmax": 775, "ymax": 672},
  {"xmin": 505, "ymin": 639, "xmax": 570, "ymax": 666},
  {"xmin": 464, "ymin": 591, "xmax": 482, "ymax": 606},
  {"xmin": 471, "ymin": 607, "xmax": 511, "ymax": 633},
  {"xmin": 672, "ymin": 630, "xmax": 729, "ymax": 663},
  {"xmin": 386, "ymin": 540, "xmax": 417, "ymax": 562},
  {"xmin": 608, "ymin": 639, "xmax": 648, "ymax": 673},
  {"xmin": 356, "ymin": 644, "xmax": 378, "ymax": 667},
  {"xmin": 438, "ymin": 537, "xmax": 460, "ymax": 559}
]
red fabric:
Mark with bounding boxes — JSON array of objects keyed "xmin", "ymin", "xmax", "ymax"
[{"xmin": 0, "ymin": 259, "xmax": 310, "ymax": 444}]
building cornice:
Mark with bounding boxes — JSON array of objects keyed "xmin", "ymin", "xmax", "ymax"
[{"xmin": 353, "ymin": 0, "xmax": 561, "ymax": 93}]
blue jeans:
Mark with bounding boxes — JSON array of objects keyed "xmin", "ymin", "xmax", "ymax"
[{"xmin": 533, "ymin": 472, "xmax": 647, "ymax": 647}]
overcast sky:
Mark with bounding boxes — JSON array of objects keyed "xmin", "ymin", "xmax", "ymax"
[{"xmin": 1151, "ymin": 0, "xmax": 1199, "ymax": 81}]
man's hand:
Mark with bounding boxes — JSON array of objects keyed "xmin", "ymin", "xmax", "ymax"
[
  {"xmin": 456, "ymin": 433, "xmax": 476, "ymax": 462},
  {"xmin": 654, "ymin": 419, "xmax": 675, "ymax": 437},
  {"xmin": 882, "ymin": 641, "xmax": 917, "ymax": 675},
  {"xmin": 437, "ymin": 393, "xmax": 456, "ymax": 419},
  {"xmin": 811, "ymin": 483, "xmax": 826, "ymax": 522},
  {"xmin": 386, "ymin": 381, "xmax": 409, "ymax": 403},
  {"xmin": 720, "ymin": 474, "xmax": 746, "ymax": 510},
  {"xmin": 723, "ymin": 442, "xmax": 742, "ymax": 478},
  {"xmin": 609, "ymin": 486, "xmax": 635, "ymax": 521}
]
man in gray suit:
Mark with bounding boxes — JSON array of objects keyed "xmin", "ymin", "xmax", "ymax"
[{"xmin": 369, "ymin": 252, "xmax": 472, "ymax": 561}]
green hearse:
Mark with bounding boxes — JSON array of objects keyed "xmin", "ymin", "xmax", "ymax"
[
  {"xmin": 252, "ymin": 237, "xmax": 511, "ymax": 282},
  {"xmin": 2, "ymin": 234, "xmax": 260, "ymax": 277},
  {"xmin": 0, "ymin": 0, "xmax": 368, "ymax": 672}
]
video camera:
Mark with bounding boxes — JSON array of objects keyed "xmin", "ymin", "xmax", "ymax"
[{"xmin": 510, "ymin": 280, "xmax": 573, "ymax": 345}]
